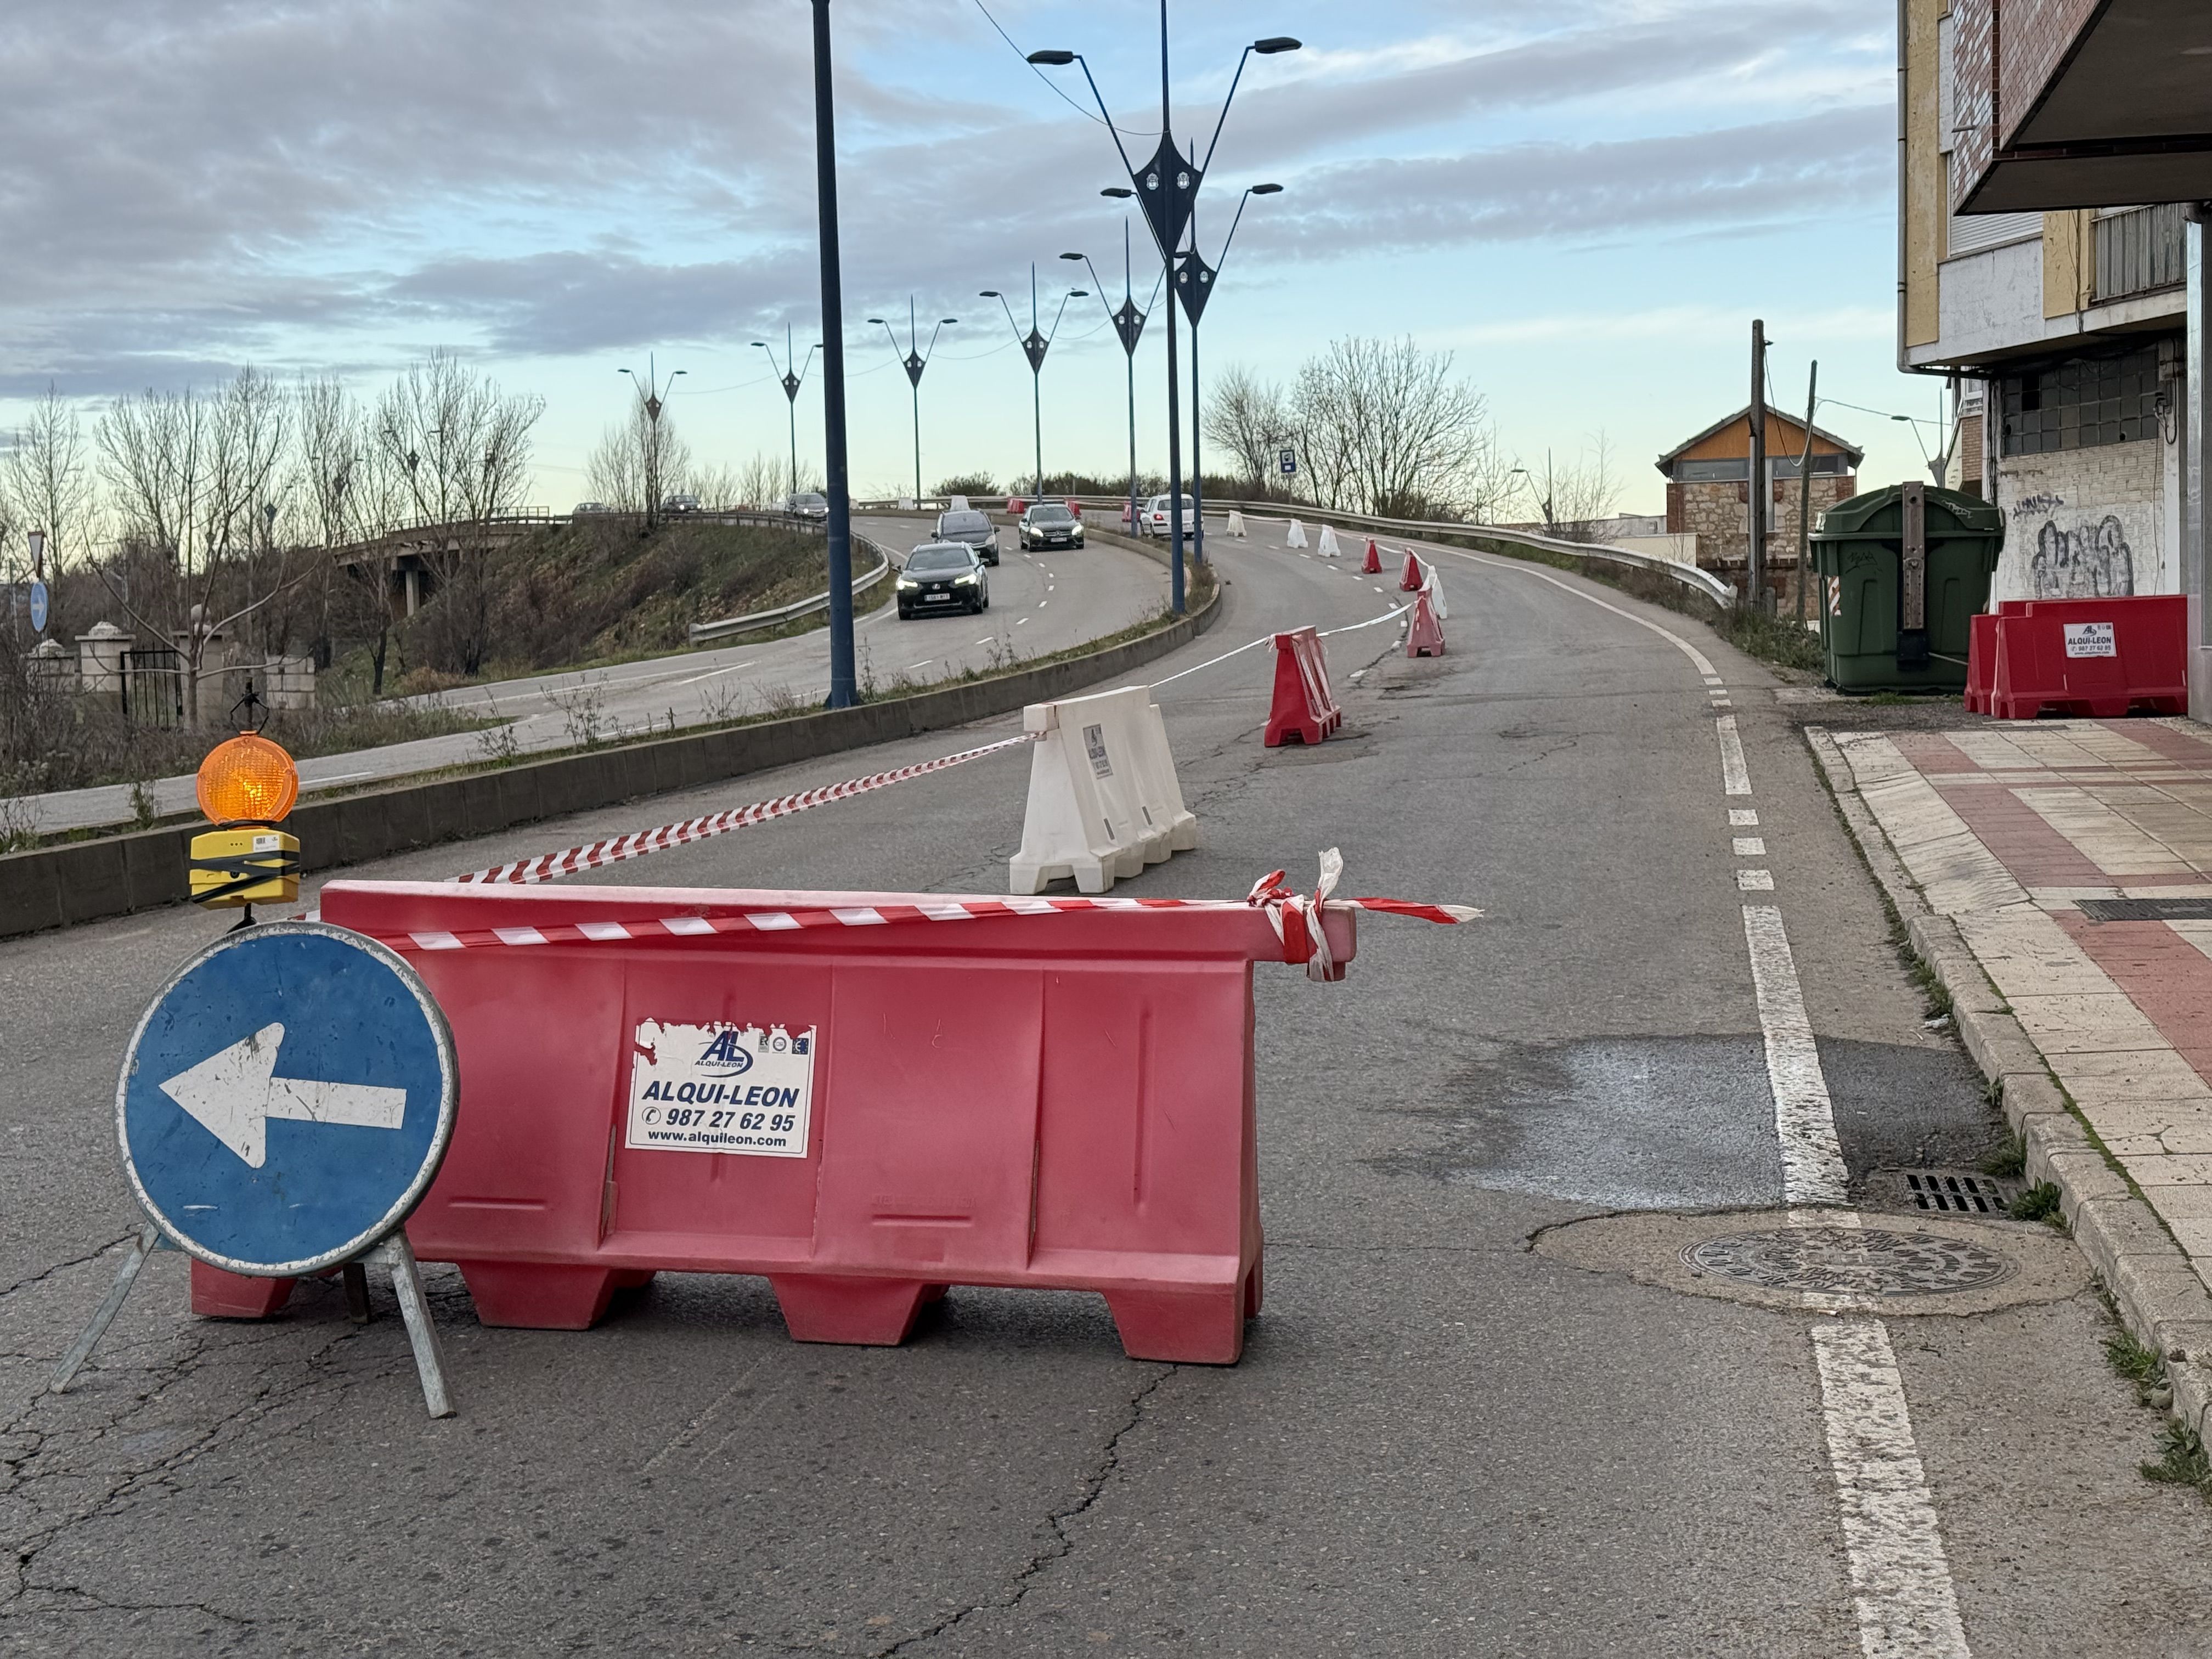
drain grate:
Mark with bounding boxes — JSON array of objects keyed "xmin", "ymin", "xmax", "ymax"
[
  {"xmin": 1682, "ymin": 1226, "xmax": 2017, "ymax": 1297},
  {"xmin": 1865, "ymin": 1167, "xmax": 2021, "ymax": 1216},
  {"xmin": 2077, "ymin": 898, "xmax": 2212, "ymax": 923}
]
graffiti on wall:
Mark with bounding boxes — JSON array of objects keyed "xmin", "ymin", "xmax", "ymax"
[{"xmin": 2025, "ymin": 514, "xmax": 2135, "ymax": 598}]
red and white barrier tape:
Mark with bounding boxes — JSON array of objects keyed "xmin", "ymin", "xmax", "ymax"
[
  {"xmin": 446, "ymin": 731, "xmax": 1040, "ymax": 887},
  {"xmin": 370, "ymin": 850, "xmax": 1479, "ymax": 980}
]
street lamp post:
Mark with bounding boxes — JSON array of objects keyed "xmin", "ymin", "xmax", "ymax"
[
  {"xmin": 1064, "ymin": 223, "xmax": 1159, "ymax": 544},
  {"xmin": 752, "ymin": 327, "xmax": 820, "ymax": 507},
  {"xmin": 809, "ymin": 0, "xmax": 857, "ymax": 709},
  {"xmin": 1028, "ymin": 23, "xmax": 1300, "ymax": 615},
  {"xmin": 618, "ymin": 353, "xmax": 686, "ymax": 532},
  {"xmin": 866, "ymin": 298, "xmax": 956, "ymax": 505},
  {"xmin": 980, "ymin": 266, "xmax": 1086, "ymax": 503},
  {"xmin": 1173, "ymin": 181, "xmax": 1280, "ymax": 567}
]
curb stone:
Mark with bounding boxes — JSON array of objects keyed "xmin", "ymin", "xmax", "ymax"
[{"xmin": 1807, "ymin": 724, "xmax": 2212, "ymax": 1447}]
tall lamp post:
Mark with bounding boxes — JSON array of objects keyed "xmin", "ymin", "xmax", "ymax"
[
  {"xmin": 1062, "ymin": 222, "xmax": 1159, "ymax": 542},
  {"xmin": 751, "ymin": 328, "xmax": 820, "ymax": 507},
  {"xmin": 980, "ymin": 265, "xmax": 1087, "ymax": 502},
  {"xmin": 866, "ymin": 298, "xmax": 957, "ymax": 505},
  {"xmin": 1028, "ymin": 25, "xmax": 1301, "ymax": 615},
  {"xmin": 618, "ymin": 353, "xmax": 685, "ymax": 532},
  {"xmin": 808, "ymin": 0, "xmax": 857, "ymax": 709},
  {"xmin": 1175, "ymin": 181, "xmax": 1280, "ymax": 566}
]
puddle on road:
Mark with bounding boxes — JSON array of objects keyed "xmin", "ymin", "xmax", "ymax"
[{"xmin": 1367, "ymin": 1035, "xmax": 2004, "ymax": 1212}]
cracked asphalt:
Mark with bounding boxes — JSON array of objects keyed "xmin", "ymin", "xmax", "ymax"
[{"xmin": 4, "ymin": 529, "xmax": 2210, "ymax": 1656}]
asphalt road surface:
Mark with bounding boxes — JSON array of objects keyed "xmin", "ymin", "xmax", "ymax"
[
  {"xmin": 3, "ymin": 528, "xmax": 2207, "ymax": 1656},
  {"xmin": 8, "ymin": 515, "xmax": 1167, "ymax": 837}
]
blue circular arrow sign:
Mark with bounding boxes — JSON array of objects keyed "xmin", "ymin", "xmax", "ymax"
[
  {"xmin": 117, "ymin": 922, "xmax": 458, "ymax": 1277},
  {"xmin": 27, "ymin": 580, "xmax": 48, "ymax": 634}
]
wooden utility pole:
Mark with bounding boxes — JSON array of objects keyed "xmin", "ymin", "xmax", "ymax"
[
  {"xmin": 1796, "ymin": 361, "xmax": 1818, "ymax": 623},
  {"xmin": 1747, "ymin": 319, "xmax": 1768, "ymax": 612}
]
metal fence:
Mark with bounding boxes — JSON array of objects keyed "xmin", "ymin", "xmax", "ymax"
[
  {"xmin": 2095, "ymin": 205, "xmax": 2187, "ymax": 303},
  {"xmin": 119, "ymin": 647, "xmax": 184, "ymax": 727}
]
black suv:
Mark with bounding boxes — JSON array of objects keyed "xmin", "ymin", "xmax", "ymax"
[
  {"xmin": 933, "ymin": 507, "xmax": 1000, "ymax": 565},
  {"xmin": 1019, "ymin": 501, "xmax": 1084, "ymax": 551},
  {"xmin": 897, "ymin": 543, "xmax": 990, "ymax": 618}
]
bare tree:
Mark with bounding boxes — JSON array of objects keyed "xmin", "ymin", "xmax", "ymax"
[
  {"xmin": 585, "ymin": 399, "xmax": 693, "ymax": 523},
  {"xmin": 2, "ymin": 387, "xmax": 95, "ymax": 603},
  {"xmin": 1292, "ymin": 337, "xmax": 1495, "ymax": 520},
  {"xmin": 97, "ymin": 371, "xmax": 309, "ymax": 724},
  {"xmin": 1202, "ymin": 364, "xmax": 1294, "ymax": 496},
  {"xmin": 1547, "ymin": 433, "xmax": 1624, "ymax": 543}
]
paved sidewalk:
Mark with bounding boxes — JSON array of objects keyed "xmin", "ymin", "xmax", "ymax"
[{"xmin": 1825, "ymin": 716, "xmax": 2212, "ymax": 1308}]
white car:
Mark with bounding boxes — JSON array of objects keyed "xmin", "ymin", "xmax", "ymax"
[{"xmin": 1141, "ymin": 493, "xmax": 1195, "ymax": 538}]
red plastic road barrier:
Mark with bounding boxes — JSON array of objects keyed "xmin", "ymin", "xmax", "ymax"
[
  {"xmin": 1986, "ymin": 594, "xmax": 2186, "ymax": 719},
  {"xmin": 1007, "ymin": 496, "xmax": 1028, "ymax": 515},
  {"xmin": 1065, "ymin": 498, "xmax": 1082, "ymax": 516},
  {"xmin": 1406, "ymin": 586, "xmax": 1446, "ymax": 658},
  {"xmin": 230, "ymin": 879, "xmax": 1360, "ymax": 1364},
  {"xmin": 1265, "ymin": 627, "xmax": 1344, "ymax": 747},
  {"xmin": 1398, "ymin": 550, "xmax": 1425, "ymax": 592},
  {"xmin": 1361, "ymin": 539, "xmax": 1382, "ymax": 574}
]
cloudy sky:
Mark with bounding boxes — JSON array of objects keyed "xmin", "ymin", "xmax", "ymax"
[{"xmin": 0, "ymin": 0, "xmax": 1934, "ymax": 515}]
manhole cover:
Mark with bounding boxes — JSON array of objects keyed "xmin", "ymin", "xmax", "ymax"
[
  {"xmin": 1681, "ymin": 1226, "xmax": 2017, "ymax": 1297},
  {"xmin": 2078, "ymin": 898, "xmax": 2212, "ymax": 923}
]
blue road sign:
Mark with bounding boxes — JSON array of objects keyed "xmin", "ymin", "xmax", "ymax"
[
  {"xmin": 27, "ymin": 580, "xmax": 47, "ymax": 634},
  {"xmin": 1278, "ymin": 448, "xmax": 1297, "ymax": 476},
  {"xmin": 117, "ymin": 922, "xmax": 457, "ymax": 1277}
]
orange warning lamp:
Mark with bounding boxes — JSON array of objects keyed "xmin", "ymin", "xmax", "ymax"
[
  {"xmin": 189, "ymin": 735, "xmax": 302, "ymax": 909},
  {"xmin": 196, "ymin": 733, "xmax": 300, "ymax": 826}
]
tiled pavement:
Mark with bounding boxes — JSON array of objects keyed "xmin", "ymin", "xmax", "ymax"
[{"xmin": 1830, "ymin": 717, "xmax": 2212, "ymax": 1279}]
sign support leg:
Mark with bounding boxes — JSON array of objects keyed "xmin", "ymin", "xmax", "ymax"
[
  {"xmin": 342, "ymin": 1261, "xmax": 372, "ymax": 1325},
  {"xmin": 371, "ymin": 1233, "xmax": 454, "ymax": 1419},
  {"xmin": 50, "ymin": 1223, "xmax": 162, "ymax": 1394}
]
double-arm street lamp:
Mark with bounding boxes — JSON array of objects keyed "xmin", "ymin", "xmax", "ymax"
[
  {"xmin": 618, "ymin": 353, "xmax": 685, "ymax": 532},
  {"xmin": 751, "ymin": 326, "xmax": 820, "ymax": 506},
  {"xmin": 1176, "ymin": 181, "xmax": 1280, "ymax": 567},
  {"xmin": 1062, "ymin": 223, "xmax": 1161, "ymax": 543},
  {"xmin": 866, "ymin": 298, "xmax": 957, "ymax": 505},
  {"xmin": 980, "ymin": 264, "xmax": 1087, "ymax": 503},
  {"xmin": 1027, "ymin": 22, "xmax": 1300, "ymax": 614}
]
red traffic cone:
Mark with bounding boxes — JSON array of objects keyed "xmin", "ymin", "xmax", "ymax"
[
  {"xmin": 1361, "ymin": 538, "xmax": 1381, "ymax": 574},
  {"xmin": 1398, "ymin": 549, "xmax": 1425, "ymax": 591},
  {"xmin": 1406, "ymin": 585, "xmax": 1446, "ymax": 658}
]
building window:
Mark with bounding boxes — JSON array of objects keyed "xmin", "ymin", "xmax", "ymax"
[
  {"xmin": 1673, "ymin": 459, "xmax": 1748, "ymax": 482},
  {"xmin": 2000, "ymin": 347, "xmax": 2159, "ymax": 456}
]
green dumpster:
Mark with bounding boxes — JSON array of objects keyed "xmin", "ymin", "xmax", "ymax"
[{"xmin": 1809, "ymin": 482, "xmax": 2003, "ymax": 692}]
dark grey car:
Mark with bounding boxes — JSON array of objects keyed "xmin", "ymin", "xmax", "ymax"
[
  {"xmin": 933, "ymin": 507, "xmax": 1000, "ymax": 566},
  {"xmin": 897, "ymin": 543, "xmax": 990, "ymax": 618}
]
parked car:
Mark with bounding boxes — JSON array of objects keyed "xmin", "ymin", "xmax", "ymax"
[
  {"xmin": 897, "ymin": 543, "xmax": 990, "ymax": 618},
  {"xmin": 934, "ymin": 507, "xmax": 1000, "ymax": 566},
  {"xmin": 787, "ymin": 492, "xmax": 830, "ymax": 518},
  {"xmin": 1019, "ymin": 501, "xmax": 1085, "ymax": 551},
  {"xmin": 1141, "ymin": 493, "xmax": 1196, "ymax": 538},
  {"xmin": 662, "ymin": 493, "xmax": 701, "ymax": 516}
]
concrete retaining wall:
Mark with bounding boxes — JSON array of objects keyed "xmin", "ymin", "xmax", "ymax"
[{"xmin": 0, "ymin": 575, "xmax": 1218, "ymax": 941}]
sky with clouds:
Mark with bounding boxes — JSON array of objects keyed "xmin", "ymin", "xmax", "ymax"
[{"xmin": 0, "ymin": 0, "xmax": 1938, "ymax": 516}]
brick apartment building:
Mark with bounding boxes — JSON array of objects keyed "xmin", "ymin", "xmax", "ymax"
[
  {"xmin": 1905, "ymin": 0, "xmax": 2211, "ymax": 714},
  {"xmin": 1656, "ymin": 407, "xmax": 1861, "ymax": 602}
]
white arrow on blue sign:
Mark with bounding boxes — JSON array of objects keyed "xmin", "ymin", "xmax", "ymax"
[
  {"xmin": 117, "ymin": 922, "xmax": 457, "ymax": 1277},
  {"xmin": 27, "ymin": 580, "xmax": 47, "ymax": 634}
]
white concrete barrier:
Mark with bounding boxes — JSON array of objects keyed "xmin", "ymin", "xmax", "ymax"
[
  {"xmin": 1318, "ymin": 524, "xmax": 1341, "ymax": 558},
  {"xmin": 1423, "ymin": 564, "xmax": 1447, "ymax": 620},
  {"xmin": 1226, "ymin": 510, "xmax": 1248, "ymax": 538},
  {"xmin": 1286, "ymin": 520, "xmax": 1308, "ymax": 548},
  {"xmin": 1009, "ymin": 685, "xmax": 1198, "ymax": 895}
]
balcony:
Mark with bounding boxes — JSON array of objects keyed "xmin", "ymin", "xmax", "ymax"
[{"xmin": 2094, "ymin": 204, "xmax": 2187, "ymax": 303}]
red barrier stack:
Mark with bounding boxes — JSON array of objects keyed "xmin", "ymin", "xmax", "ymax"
[
  {"xmin": 1977, "ymin": 594, "xmax": 2186, "ymax": 719},
  {"xmin": 1398, "ymin": 550, "xmax": 1425, "ymax": 591},
  {"xmin": 1361, "ymin": 539, "xmax": 1382, "ymax": 574},
  {"xmin": 1406, "ymin": 586, "xmax": 1446, "ymax": 657},
  {"xmin": 1965, "ymin": 611, "xmax": 2004, "ymax": 713},
  {"xmin": 201, "ymin": 881, "xmax": 1358, "ymax": 1365},
  {"xmin": 1265, "ymin": 627, "xmax": 1344, "ymax": 747}
]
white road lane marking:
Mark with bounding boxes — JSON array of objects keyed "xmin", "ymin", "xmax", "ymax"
[
  {"xmin": 1740, "ymin": 905, "xmax": 1846, "ymax": 1203},
  {"xmin": 973, "ymin": 637, "xmax": 993, "ymax": 646},
  {"xmin": 1734, "ymin": 837, "xmax": 1768, "ymax": 856},
  {"xmin": 1731, "ymin": 809, "xmax": 1760, "ymax": 826},
  {"xmin": 906, "ymin": 660, "xmax": 933, "ymax": 671},
  {"xmin": 1716, "ymin": 716, "xmax": 1752, "ymax": 795},
  {"xmin": 1737, "ymin": 869, "xmax": 1776, "ymax": 891},
  {"xmin": 675, "ymin": 659, "xmax": 758, "ymax": 687},
  {"xmin": 1017, "ymin": 617, "xmax": 1029, "ymax": 625},
  {"xmin": 1811, "ymin": 1323, "xmax": 1973, "ymax": 1659}
]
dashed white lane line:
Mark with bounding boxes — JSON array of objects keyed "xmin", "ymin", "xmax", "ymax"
[
  {"xmin": 1734, "ymin": 837, "xmax": 1767, "ymax": 856},
  {"xmin": 973, "ymin": 637, "xmax": 993, "ymax": 646},
  {"xmin": 1812, "ymin": 1324, "xmax": 1973, "ymax": 1658},
  {"xmin": 1444, "ymin": 539, "xmax": 1968, "ymax": 1655},
  {"xmin": 1016, "ymin": 617, "xmax": 1029, "ymax": 625},
  {"xmin": 905, "ymin": 660, "xmax": 933, "ymax": 672},
  {"xmin": 1731, "ymin": 808, "xmax": 1760, "ymax": 826},
  {"xmin": 675, "ymin": 659, "xmax": 758, "ymax": 687},
  {"xmin": 1715, "ymin": 716, "xmax": 1752, "ymax": 795},
  {"xmin": 1737, "ymin": 869, "xmax": 1776, "ymax": 892}
]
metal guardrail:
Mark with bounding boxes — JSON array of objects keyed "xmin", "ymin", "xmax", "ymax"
[
  {"xmin": 687, "ymin": 538, "xmax": 894, "ymax": 644},
  {"xmin": 1057, "ymin": 495, "xmax": 1738, "ymax": 608}
]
